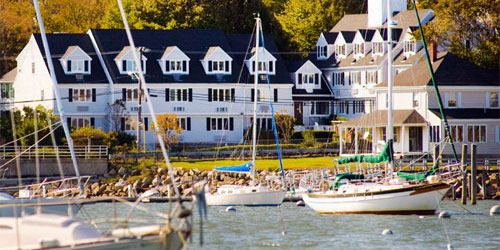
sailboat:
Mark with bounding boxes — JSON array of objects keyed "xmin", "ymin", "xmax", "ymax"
[
  {"xmin": 205, "ymin": 15, "xmax": 286, "ymax": 206},
  {"xmin": 0, "ymin": 1, "xmax": 193, "ymax": 249},
  {"xmin": 302, "ymin": 1, "xmax": 450, "ymax": 215}
]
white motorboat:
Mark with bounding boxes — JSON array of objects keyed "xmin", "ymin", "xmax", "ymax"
[
  {"xmin": 302, "ymin": 182, "xmax": 449, "ymax": 214},
  {"xmin": 205, "ymin": 15, "xmax": 286, "ymax": 206}
]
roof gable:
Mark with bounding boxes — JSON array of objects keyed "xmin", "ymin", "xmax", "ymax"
[
  {"xmin": 61, "ymin": 46, "xmax": 91, "ymax": 61},
  {"xmin": 203, "ymin": 46, "xmax": 232, "ymax": 61},
  {"xmin": 160, "ymin": 46, "xmax": 190, "ymax": 61},
  {"xmin": 296, "ymin": 60, "xmax": 321, "ymax": 74}
]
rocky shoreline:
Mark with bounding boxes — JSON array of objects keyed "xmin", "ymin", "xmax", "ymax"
[{"xmin": 85, "ymin": 166, "xmax": 500, "ymax": 200}]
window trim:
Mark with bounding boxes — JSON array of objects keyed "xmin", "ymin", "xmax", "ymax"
[{"xmin": 467, "ymin": 124, "xmax": 487, "ymax": 143}]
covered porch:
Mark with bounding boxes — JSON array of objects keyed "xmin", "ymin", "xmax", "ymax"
[{"xmin": 338, "ymin": 109, "xmax": 430, "ymax": 156}]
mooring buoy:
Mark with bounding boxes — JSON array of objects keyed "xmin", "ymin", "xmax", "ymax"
[
  {"xmin": 447, "ymin": 243, "xmax": 454, "ymax": 250},
  {"xmin": 489, "ymin": 205, "xmax": 499, "ymax": 216},
  {"xmin": 381, "ymin": 229, "xmax": 393, "ymax": 235},
  {"xmin": 225, "ymin": 206, "xmax": 236, "ymax": 212},
  {"xmin": 296, "ymin": 200, "xmax": 305, "ymax": 207},
  {"xmin": 438, "ymin": 211, "xmax": 450, "ymax": 219}
]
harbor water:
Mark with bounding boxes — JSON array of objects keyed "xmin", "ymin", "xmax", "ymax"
[{"xmin": 78, "ymin": 200, "xmax": 499, "ymax": 250}]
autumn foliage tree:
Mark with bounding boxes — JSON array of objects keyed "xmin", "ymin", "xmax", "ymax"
[
  {"xmin": 274, "ymin": 113, "xmax": 295, "ymax": 143},
  {"xmin": 152, "ymin": 113, "xmax": 182, "ymax": 152}
]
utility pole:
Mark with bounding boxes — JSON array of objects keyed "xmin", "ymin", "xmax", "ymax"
[{"xmin": 136, "ymin": 47, "xmax": 149, "ymax": 160}]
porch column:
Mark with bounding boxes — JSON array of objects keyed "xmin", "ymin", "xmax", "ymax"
[
  {"xmin": 339, "ymin": 127, "xmax": 344, "ymax": 155},
  {"xmin": 371, "ymin": 127, "xmax": 376, "ymax": 153},
  {"xmin": 354, "ymin": 127, "xmax": 359, "ymax": 155},
  {"xmin": 401, "ymin": 125, "xmax": 406, "ymax": 154}
]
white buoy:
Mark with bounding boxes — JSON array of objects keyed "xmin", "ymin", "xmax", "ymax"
[
  {"xmin": 296, "ymin": 200, "xmax": 305, "ymax": 207},
  {"xmin": 418, "ymin": 216, "xmax": 425, "ymax": 219},
  {"xmin": 438, "ymin": 211, "xmax": 450, "ymax": 219},
  {"xmin": 225, "ymin": 206, "xmax": 236, "ymax": 212},
  {"xmin": 489, "ymin": 205, "xmax": 500, "ymax": 216},
  {"xmin": 447, "ymin": 243, "xmax": 454, "ymax": 250},
  {"xmin": 381, "ymin": 229, "xmax": 393, "ymax": 235}
]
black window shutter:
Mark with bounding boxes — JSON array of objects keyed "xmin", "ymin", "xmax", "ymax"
[
  {"xmin": 298, "ymin": 73, "xmax": 302, "ymax": 84},
  {"xmin": 122, "ymin": 88, "xmax": 126, "ymax": 101},
  {"xmin": 206, "ymin": 117, "xmax": 211, "ymax": 131},
  {"xmin": 90, "ymin": 117, "xmax": 95, "ymax": 128},
  {"xmin": 341, "ymin": 72, "xmax": 345, "ymax": 85},
  {"xmin": 182, "ymin": 61, "xmax": 187, "ymax": 72},
  {"xmin": 231, "ymin": 88, "xmax": 235, "ymax": 102},
  {"xmin": 252, "ymin": 61, "xmax": 255, "ymax": 72},
  {"xmin": 188, "ymin": 88, "xmax": 193, "ymax": 102},
  {"xmin": 67, "ymin": 60, "xmax": 72, "ymax": 72},
  {"xmin": 122, "ymin": 60, "xmax": 126, "ymax": 71},
  {"xmin": 68, "ymin": 88, "xmax": 73, "ymax": 102},
  {"xmin": 269, "ymin": 61, "xmax": 273, "ymax": 72},
  {"xmin": 187, "ymin": 117, "xmax": 191, "ymax": 131},
  {"xmin": 315, "ymin": 74, "xmax": 320, "ymax": 85},
  {"xmin": 208, "ymin": 61, "xmax": 212, "ymax": 71},
  {"xmin": 120, "ymin": 117, "xmax": 125, "ymax": 131},
  {"xmin": 91, "ymin": 88, "xmax": 96, "ymax": 102},
  {"xmin": 229, "ymin": 117, "xmax": 234, "ymax": 131},
  {"xmin": 67, "ymin": 117, "xmax": 72, "ymax": 129},
  {"xmin": 144, "ymin": 117, "xmax": 148, "ymax": 131},
  {"xmin": 165, "ymin": 60, "xmax": 170, "ymax": 72},
  {"xmin": 323, "ymin": 46, "xmax": 327, "ymax": 56},
  {"xmin": 208, "ymin": 88, "xmax": 212, "ymax": 102},
  {"xmin": 165, "ymin": 88, "xmax": 169, "ymax": 102},
  {"xmin": 84, "ymin": 60, "xmax": 89, "ymax": 72},
  {"xmin": 225, "ymin": 61, "xmax": 229, "ymax": 72},
  {"xmin": 251, "ymin": 89, "xmax": 255, "ymax": 102},
  {"xmin": 274, "ymin": 89, "xmax": 278, "ymax": 103}
]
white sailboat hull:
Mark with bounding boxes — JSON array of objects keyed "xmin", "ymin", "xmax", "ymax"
[
  {"xmin": 0, "ymin": 197, "xmax": 82, "ymax": 217},
  {"xmin": 205, "ymin": 185, "xmax": 286, "ymax": 206},
  {"xmin": 302, "ymin": 183, "xmax": 449, "ymax": 215}
]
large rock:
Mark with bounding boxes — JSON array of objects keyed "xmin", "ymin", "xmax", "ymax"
[
  {"xmin": 133, "ymin": 179, "xmax": 142, "ymax": 190},
  {"xmin": 152, "ymin": 176, "xmax": 162, "ymax": 186},
  {"xmin": 142, "ymin": 176, "xmax": 153, "ymax": 187},
  {"xmin": 181, "ymin": 175, "xmax": 193, "ymax": 183},
  {"xmin": 117, "ymin": 167, "xmax": 128, "ymax": 176},
  {"xmin": 109, "ymin": 169, "xmax": 117, "ymax": 176}
]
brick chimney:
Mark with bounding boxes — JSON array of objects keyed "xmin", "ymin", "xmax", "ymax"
[{"xmin": 429, "ymin": 43, "xmax": 437, "ymax": 63}]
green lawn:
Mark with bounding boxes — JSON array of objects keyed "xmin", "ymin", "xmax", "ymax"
[{"xmin": 169, "ymin": 157, "xmax": 335, "ymax": 171}]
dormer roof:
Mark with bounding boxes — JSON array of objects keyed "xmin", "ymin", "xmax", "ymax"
[
  {"xmin": 160, "ymin": 46, "xmax": 190, "ymax": 61},
  {"xmin": 339, "ymin": 31, "xmax": 357, "ymax": 43},
  {"xmin": 356, "ymin": 29, "xmax": 377, "ymax": 42},
  {"xmin": 322, "ymin": 32, "xmax": 339, "ymax": 44},
  {"xmin": 203, "ymin": 46, "xmax": 231, "ymax": 61},
  {"xmin": 60, "ymin": 46, "xmax": 91, "ymax": 60},
  {"xmin": 249, "ymin": 47, "xmax": 277, "ymax": 61},
  {"xmin": 379, "ymin": 28, "xmax": 403, "ymax": 41}
]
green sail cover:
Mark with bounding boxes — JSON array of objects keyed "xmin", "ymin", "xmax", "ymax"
[
  {"xmin": 396, "ymin": 162, "xmax": 439, "ymax": 182},
  {"xmin": 337, "ymin": 140, "xmax": 393, "ymax": 164}
]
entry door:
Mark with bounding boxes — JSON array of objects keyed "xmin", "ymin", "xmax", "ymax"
[
  {"xmin": 294, "ymin": 102, "xmax": 303, "ymax": 125},
  {"xmin": 409, "ymin": 127, "xmax": 423, "ymax": 152}
]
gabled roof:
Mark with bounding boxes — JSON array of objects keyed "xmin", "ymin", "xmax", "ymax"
[
  {"xmin": 330, "ymin": 10, "xmax": 433, "ymax": 32},
  {"xmin": 379, "ymin": 28, "xmax": 403, "ymax": 42},
  {"xmin": 33, "ymin": 33, "xmax": 107, "ymax": 84},
  {"xmin": 0, "ymin": 68, "xmax": 17, "ymax": 82},
  {"xmin": 339, "ymin": 31, "xmax": 357, "ymax": 43},
  {"xmin": 357, "ymin": 29, "xmax": 376, "ymax": 42},
  {"xmin": 340, "ymin": 109, "xmax": 426, "ymax": 127},
  {"xmin": 430, "ymin": 109, "xmax": 500, "ymax": 120},
  {"xmin": 160, "ymin": 46, "xmax": 189, "ymax": 60},
  {"xmin": 322, "ymin": 32, "xmax": 339, "ymax": 44},
  {"xmin": 61, "ymin": 46, "xmax": 80, "ymax": 60},
  {"xmin": 376, "ymin": 52, "xmax": 500, "ymax": 87},
  {"xmin": 286, "ymin": 59, "xmax": 333, "ymax": 96}
]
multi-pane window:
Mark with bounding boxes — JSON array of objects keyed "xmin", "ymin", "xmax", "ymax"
[
  {"xmin": 351, "ymin": 71, "xmax": 361, "ymax": 84},
  {"xmin": 381, "ymin": 127, "xmax": 399, "ymax": 142},
  {"xmin": 209, "ymin": 117, "xmax": 230, "ymax": 131},
  {"xmin": 69, "ymin": 117, "xmax": 94, "ymax": 129},
  {"xmin": 429, "ymin": 125, "xmax": 441, "ymax": 143},
  {"xmin": 178, "ymin": 117, "xmax": 191, "ymax": 131},
  {"xmin": 253, "ymin": 118, "xmax": 273, "ymax": 131},
  {"xmin": 450, "ymin": 125, "xmax": 464, "ymax": 142},
  {"xmin": 448, "ymin": 92, "xmax": 457, "ymax": 107},
  {"xmin": 310, "ymin": 102, "xmax": 329, "ymax": 115},
  {"xmin": 124, "ymin": 88, "xmax": 143, "ymax": 102},
  {"xmin": 490, "ymin": 92, "xmax": 499, "ymax": 107},
  {"xmin": 317, "ymin": 45, "xmax": 327, "ymax": 58},
  {"xmin": 372, "ymin": 42, "xmax": 384, "ymax": 55},
  {"xmin": 212, "ymin": 89, "xmax": 233, "ymax": 102},
  {"xmin": 353, "ymin": 43, "xmax": 364, "ymax": 55},
  {"xmin": 335, "ymin": 44, "xmax": 346, "ymax": 57},
  {"xmin": 366, "ymin": 71, "xmax": 378, "ymax": 84},
  {"xmin": 121, "ymin": 117, "xmax": 148, "ymax": 131},
  {"xmin": 72, "ymin": 60, "xmax": 84, "ymax": 72},
  {"xmin": 302, "ymin": 73, "xmax": 315, "ymax": 84},
  {"xmin": 212, "ymin": 61, "xmax": 225, "ymax": 72},
  {"xmin": 337, "ymin": 101, "xmax": 346, "ymax": 114},
  {"xmin": 404, "ymin": 41, "xmax": 416, "ymax": 54},
  {"xmin": 32, "ymin": 62, "xmax": 35, "ymax": 74},
  {"xmin": 467, "ymin": 125, "xmax": 486, "ymax": 143},
  {"xmin": 73, "ymin": 89, "xmax": 91, "ymax": 102},
  {"xmin": 333, "ymin": 72, "xmax": 345, "ymax": 86},
  {"xmin": 170, "ymin": 89, "xmax": 188, "ymax": 102},
  {"xmin": 124, "ymin": 60, "xmax": 145, "ymax": 73},
  {"xmin": 170, "ymin": 61, "xmax": 183, "ymax": 71},
  {"xmin": 353, "ymin": 100, "xmax": 365, "ymax": 114}
]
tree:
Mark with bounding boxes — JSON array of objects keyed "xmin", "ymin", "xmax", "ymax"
[
  {"xmin": 274, "ymin": 113, "xmax": 295, "ymax": 143},
  {"xmin": 69, "ymin": 127, "xmax": 107, "ymax": 146},
  {"xmin": 276, "ymin": 0, "xmax": 365, "ymax": 53},
  {"xmin": 152, "ymin": 113, "xmax": 182, "ymax": 152},
  {"xmin": 106, "ymin": 99, "xmax": 128, "ymax": 132},
  {"xmin": 413, "ymin": 0, "xmax": 500, "ymax": 69}
]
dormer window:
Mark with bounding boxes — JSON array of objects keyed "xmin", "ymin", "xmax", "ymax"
[
  {"xmin": 60, "ymin": 46, "xmax": 92, "ymax": 75},
  {"xmin": 203, "ymin": 46, "xmax": 232, "ymax": 75},
  {"xmin": 403, "ymin": 40, "xmax": 416, "ymax": 55},
  {"xmin": 159, "ymin": 46, "xmax": 190, "ymax": 75},
  {"xmin": 335, "ymin": 44, "xmax": 346, "ymax": 57},
  {"xmin": 372, "ymin": 42, "xmax": 384, "ymax": 55},
  {"xmin": 317, "ymin": 45, "xmax": 327, "ymax": 58},
  {"xmin": 246, "ymin": 47, "xmax": 277, "ymax": 75},
  {"xmin": 115, "ymin": 46, "xmax": 147, "ymax": 75},
  {"xmin": 353, "ymin": 43, "xmax": 365, "ymax": 56}
]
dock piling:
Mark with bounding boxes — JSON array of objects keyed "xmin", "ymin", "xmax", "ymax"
[
  {"xmin": 461, "ymin": 144, "xmax": 467, "ymax": 205},
  {"xmin": 470, "ymin": 144, "xmax": 477, "ymax": 205}
]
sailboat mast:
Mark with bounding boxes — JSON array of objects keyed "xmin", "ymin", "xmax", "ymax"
[
  {"xmin": 386, "ymin": 0, "xmax": 394, "ymax": 171},
  {"xmin": 33, "ymin": 0, "xmax": 83, "ymax": 193},
  {"xmin": 251, "ymin": 15, "xmax": 260, "ymax": 185}
]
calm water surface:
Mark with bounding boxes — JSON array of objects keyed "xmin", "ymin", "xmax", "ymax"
[{"xmin": 78, "ymin": 200, "xmax": 499, "ymax": 250}]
